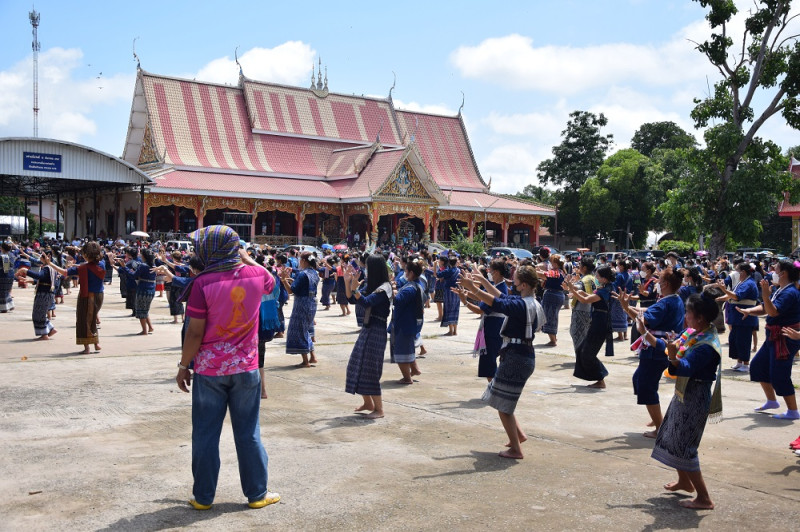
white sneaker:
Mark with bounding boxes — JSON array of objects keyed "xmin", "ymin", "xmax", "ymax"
[
  {"xmin": 736, "ymin": 365, "xmax": 750, "ymax": 373},
  {"xmin": 732, "ymin": 362, "xmax": 742, "ymax": 370},
  {"xmin": 795, "ymin": 449, "xmax": 800, "ymax": 456}
]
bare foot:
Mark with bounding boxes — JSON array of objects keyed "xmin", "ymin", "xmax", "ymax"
[
  {"xmin": 354, "ymin": 404, "xmax": 372, "ymax": 412},
  {"xmin": 94, "ymin": 344, "xmax": 101, "ymax": 352},
  {"xmin": 364, "ymin": 411, "xmax": 384, "ymax": 419},
  {"xmin": 643, "ymin": 430, "xmax": 657, "ymax": 439},
  {"xmin": 148, "ymin": 328, "xmax": 154, "ymax": 333},
  {"xmin": 398, "ymin": 379, "xmax": 413, "ymax": 385},
  {"xmin": 296, "ymin": 362, "xmax": 312, "ymax": 368},
  {"xmin": 664, "ymin": 481, "xmax": 695, "ymax": 493},
  {"xmin": 679, "ymin": 498, "xmax": 714, "ymax": 510},
  {"xmin": 137, "ymin": 331, "xmax": 148, "ymax": 336},
  {"xmin": 261, "ymin": 392, "xmax": 268, "ymax": 399},
  {"xmin": 309, "ymin": 356, "xmax": 318, "ymax": 364},
  {"xmin": 410, "ymin": 368, "xmax": 422, "ymax": 376},
  {"xmin": 587, "ymin": 380, "xmax": 606, "ymax": 389},
  {"xmin": 37, "ymin": 335, "xmax": 50, "ymax": 341},
  {"xmin": 646, "ymin": 421, "xmax": 655, "ymax": 427},
  {"xmin": 79, "ymin": 348, "xmax": 90, "ymax": 354},
  {"xmin": 544, "ymin": 341, "xmax": 557, "ymax": 347},
  {"xmin": 505, "ymin": 435, "xmax": 528, "ymax": 447},
  {"xmin": 419, "ymin": 346, "xmax": 427, "ymax": 356},
  {"xmin": 498, "ymin": 450, "xmax": 524, "ymax": 459},
  {"xmin": 48, "ymin": 328, "xmax": 58, "ymax": 337}
]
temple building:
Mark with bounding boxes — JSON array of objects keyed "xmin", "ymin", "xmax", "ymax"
[
  {"xmin": 110, "ymin": 65, "xmax": 555, "ymax": 246},
  {"xmin": 778, "ymin": 157, "xmax": 800, "ymax": 249}
]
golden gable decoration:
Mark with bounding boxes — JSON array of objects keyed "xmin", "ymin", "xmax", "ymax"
[
  {"xmin": 138, "ymin": 124, "xmax": 160, "ymax": 166},
  {"xmin": 377, "ymin": 162, "xmax": 432, "ymax": 201}
]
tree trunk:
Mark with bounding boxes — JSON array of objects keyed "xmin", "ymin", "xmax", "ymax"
[{"xmin": 709, "ymin": 230, "xmax": 727, "ymax": 259}]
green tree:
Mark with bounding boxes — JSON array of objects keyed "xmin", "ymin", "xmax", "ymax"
[
  {"xmin": 631, "ymin": 121, "xmax": 697, "ymax": 157},
  {"xmin": 536, "ymin": 111, "xmax": 613, "ymax": 241},
  {"xmin": 682, "ymin": 0, "xmax": 800, "ymax": 256},
  {"xmin": 646, "ymin": 148, "xmax": 694, "ymax": 232},
  {"xmin": 580, "ymin": 149, "xmax": 651, "ymax": 248}
]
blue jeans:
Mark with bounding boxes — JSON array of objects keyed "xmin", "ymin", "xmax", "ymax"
[{"xmin": 192, "ymin": 370, "xmax": 268, "ymax": 505}]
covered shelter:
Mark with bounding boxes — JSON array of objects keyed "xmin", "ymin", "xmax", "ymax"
[{"xmin": 0, "ymin": 137, "xmax": 154, "ymax": 240}]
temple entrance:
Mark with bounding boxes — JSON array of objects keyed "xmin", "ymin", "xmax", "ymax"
[
  {"xmin": 509, "ymin": 223, "xmax": 532, "ymax": 247},
  {"xmin": 222, "ymin": 211, "xmax": 253, "ymax": 241},
  {"xmin": 253, "ymin": 210, "xmax": 298, "ymax": 245},
  {"xmin": 475, "ymin": 220, "xmax": 502, "ymax": 246},
  {"xmin": 437, "ymin": 219, "xmax": 468, "ymax": 242},
  {"xmin": 347, "ymin": 214, "xmax": 371, "ymax": 243},
  {"xmin": 149, "ymin": 205, "xmax": 175, "ymax": 233},
  {"xmin": 377, "ymin": 214, "xmax": 424, "ymax": 246}
]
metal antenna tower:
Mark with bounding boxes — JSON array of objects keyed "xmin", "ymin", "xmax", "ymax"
[{"xmin": 29, "ymin": 8, "xmax": 41, "ymax": 137}]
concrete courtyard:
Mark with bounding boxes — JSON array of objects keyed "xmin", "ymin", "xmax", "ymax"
[{"xmin": 1, "ymin": 279, "xmax": 799, "ymax": 531}]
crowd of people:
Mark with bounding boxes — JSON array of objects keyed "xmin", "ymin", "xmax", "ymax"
[{"xmin": 2, "ymin": 231, "xmax": 800, "ymax": 511}]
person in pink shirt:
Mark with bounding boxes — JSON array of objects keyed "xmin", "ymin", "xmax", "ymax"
[{"xmin": 175, "ymin": 225, "xmax": 280, "ymax": 511}]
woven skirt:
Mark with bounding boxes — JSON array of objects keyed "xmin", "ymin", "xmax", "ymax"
[
  {"xmin": 441, "ymin": 288, "xmax": 460, "ymax": 326},
  {"xmin": 134, "ymin": 291, "xmax": 155, "ymax": 319},
  {"xmin": 345, "ymin": 322, "xmax": 388, "ymax": 396},
  {"xmin": 652, "ymin": 379, "xmax": 712, "ymax": 472},
  {"xmin": 286, "ymin": 296, "xmax": 315, "ymax": 354},
  {"xmin": 541, "ymin": 290, "xmax": 564, "ymax": 335},
  {"xmin": 32, "ymin": 291, "xmax": 55, "ymax": 336},
  {"xmin": 76, "ymin": 293, "xmax": 103, "ymax": 345},
  {"xmin": 0, "ymin": 276, "xmax": 14, "ymax": 312},
  {"xmin": 482, "ymin": 344, "xmax": 535, "ymax": 414},
  {"xmin": 609, "ymin": 298, "xmax": 628, "ymax": 333}
]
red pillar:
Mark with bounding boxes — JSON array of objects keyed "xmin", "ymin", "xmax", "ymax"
[
  {"xmin": 196, "ymin": 198, "xmax": 205, "ymax": 229},
  {"xmin": 534, "ymin": 217, "xmax": 541, "ymax": 246},
  {"xmin": 468, "ymin": 218, "xmax": 474, "ymax": 240},
  {"xmin": 297, "ymin": 206, "xmax": 303, "ymax": 243},
  {"xmin": 502, "ymin": 220, "xmax": 509, "ymax": 246},
  {"xmin": 173, "ymin": 205, "xmax": 180, "ymax": 232}
]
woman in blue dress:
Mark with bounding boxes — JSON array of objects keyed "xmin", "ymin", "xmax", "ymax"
[
  {"xmin": 25, "ymin": 254, "xmax": 58, "ymax": 340},
  {"xmin": 610, "ymin": 259, "xmax": 634, "ymax": 342},
  {"xmin": 437, "ymin": 255, "xmax": 461, "ymax": 336},
  {"xmin": 319, "ymin": 257, "xmax": 336, "ymax": 311},
  {"xmin": 649, "ymin": 292, "xmax": 722, "ymax": 510},
  {"xmin": 716, "ymin": 262, "xmax": 758, "ymax": 372},
  {"xmin": 457, "ymin": 259, "xmax": 509, "ymax": 381},
  {"xmin": 678, "ymin": 267, "xmax": 703, "ymax": 303},
  {"xmin": 457, "ymin": 264, "xmax": 545, "ymax": 460},
  {"xmin": 120, "ymin": 248, "xmax": 156, "ymax": 335},
  {"xmin": 344, "ymin": 255, "xmax": 392, "ymax": 418},
  {"xmin": 738, "ymin": 260, "xmax": 800, "ymax": 420},
  {"xmin": 618, "ymin": 267, "xmax": 685, "ymax": 438},
  {"xmin": 539, "ymin": 254, "xmax": 565, "ymax": 346},
  {"xmin": 279, "ymin": 251, "xmax": 320, "ymax": 368},
  {"xmin": 391, "ymin": 257, "xmax": 425, "ymax": 384}
]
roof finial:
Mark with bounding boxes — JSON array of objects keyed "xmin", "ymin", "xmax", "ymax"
[
  {"xmin": 458, "ymin": 91, "xmax": 465, "ymax": 116},
  {"xmin": 317, "ymin": 57, "xmax": 323, "ymax": 90},
  {"xmin": 235, "ymin": 46, "xmax": 243, "ymax": 77},
  {"xmin": 310, "ymin": 63, "xmax": 315, "ymax": 89},
  {"xmin": 487, "ymin": 176, "xmax": 492, "ymax": 191},
  {"xmin": 389, "ymin": 71, "xmax": 396, "ymax": 100},
  {"xmin": 324, "ymin": 66, "xmax": 328, "ymax": 91},
  {"xmin": 132, "ymin": 37, "xmax": 141, "ymax": 70}
]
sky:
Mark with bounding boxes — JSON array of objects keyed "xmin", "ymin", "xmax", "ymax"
[{"xmin": 1, "ymin": 0, "xmax": 798, "ymax": 195}]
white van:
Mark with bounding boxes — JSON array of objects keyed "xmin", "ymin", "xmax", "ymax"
[{"xmin": 167, "ymin": 240, "xmax": 193, "ymax": 253}]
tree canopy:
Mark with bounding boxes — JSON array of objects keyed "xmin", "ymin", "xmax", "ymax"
[
  {"xmin": 680, "ymin": 0, "xmax": 800, "ymax": 255},
  {"xmin": 630, "ymin": 121, "xmax": 697, "ymax": 157}
]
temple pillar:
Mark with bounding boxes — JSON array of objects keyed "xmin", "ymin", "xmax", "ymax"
[
  {"xmin": 297, "ymin": 206, "xmax": 304, "ymax": 243},
  {"xmin": 793, "ymin": 216, "xmax": 800, "ymax": 250},
  {"xmin": 468, "ymin": 218, "xmax": 475, "ymax": 240},
  {"xmin": 196, "ymin": 198, "xmax": 205, "ymax": 230},
  {"xmin": 251, "ymin": 209, "xmax": 257, "ymax": 240},
  {"xmin": 432, "ymin": 214, "xmax": 438, "ymax": 243},
  {"xmin": 173, "ymin": 205, "xmax": 180, "ymax": 232},
  {"xmin": 370, "ymin": 204, "xmax": 379, "ymax": 244},
  {"xmin": 534, "ymin": 217, "xmax": 541, "ymax": 246},
  {"xmin": 502, "ymin": 218, "xmax": 509, "ymax": 246}
]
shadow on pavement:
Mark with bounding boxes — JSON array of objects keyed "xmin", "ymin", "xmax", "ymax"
[
  {"xmin": 413, "ymin": 450, "xmax": 519, "ymax": 479},
  {"xmin": 97, "ymin": 499, "xmax": 251, "ymax": 531},
  {"xmin": 607, "ymin": 495, "xmax": 710, "ymax": 531}
]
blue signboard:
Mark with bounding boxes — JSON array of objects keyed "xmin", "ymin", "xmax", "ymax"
[{"xmin": 23, "ymin": 151, "xmax": 62, "ymax": 173}]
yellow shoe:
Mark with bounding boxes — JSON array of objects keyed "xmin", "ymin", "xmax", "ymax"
[
  {"xmin": 188, "ymin": 499, "xmax": 212, "ymax": 510},
  {"xmin": 248, "ymin": 492, "xmax": 281, "ymax": 508}
]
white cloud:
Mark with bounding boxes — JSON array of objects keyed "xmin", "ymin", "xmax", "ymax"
[
  {"xmin": 393, "ymin": 99, "xmax": 457, "ymax": 116},
  {"xmin": 195, "ymin": 42, "xmax": 316, "ymax": 85},
  {"xmin": 480, "ymin": 143, "xmax": 554, "ymax": 195},
  {"xmin": 0, "ymin": 47, "xmax": 133, "ymax": 144}
]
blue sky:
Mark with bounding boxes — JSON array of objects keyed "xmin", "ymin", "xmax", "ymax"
[{"xmin": 1, "ymin": 0, "xmax": 797, "ymax": 194}]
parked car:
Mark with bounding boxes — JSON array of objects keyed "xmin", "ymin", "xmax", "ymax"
[
  {"xmin": 487, "ymin": 247, "xmax": 533, "ymax": 259},
  {"xmin": 284, "ymin": 244, "xmax": 323, "ymax": 257},
  {"xmin": 560, "ymin": 250, "xmax": 582, "ymax": 261},
  {"xmin": 597, "ymin": 251, "xmax": 626, "ymax": 262},
  {"xmin": 631, "ymin": 250, "xmax": 651, "ymax": 260},
  {"xmin": 428, "ymin": 243, "xmax": 448, "ymax": 255},
  {"xmin": 166, "ymin": 240, "xmax": 193, "ymax": 253},
  {"xmin": 509, "ymin": 248, "xmax": 533, "ymax": 259}
]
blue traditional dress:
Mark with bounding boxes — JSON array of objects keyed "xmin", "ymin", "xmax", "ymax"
[
  {"xmin": 541, "ymin": 270, "xmax": 565, "ymax": 335},
  {"xmin": 286, "ymin": 268, "xmax": 320, "ymax": 355},
  {"xmin": 727, "ymin": 276, "xmax": 758, "ymax": 363},
  {"xmin": 750, "ymin": 283, "xmax": 800, "ymax": 396},
  {"xmin": 632, "ymin": 294, "xmax": 685, "ymax": 405},
  {"xmin": 573, "ymin": 284, "xmax": 612, "ymax": 382},
  {"xmin": 652, "ymin": 328, "xmax": 722, "ymax": 471},
  {"xmin": 346, "ymin": 282, "xmax": 392, "ymax": 396},
  {"xmin": 27, "ymin": 265, "xmax": 56, "ymax": 336},
  {"xmin": 319, "ymin": 265, "xmax": 335, "ymax": 307},
  {"xmin": 0, "ymin": 249, "xmax": 17, "ymax": 312},
  {"xmin": 437, "ymin": 267, "xmax": 461, "ymax": 327},
  {"xmin": 610, "ymin": 270, "xmax": 633, "ymax": 333},
  {"xmin": 475, "ymin": 280, "xmax": 509, "ymax": 378},
  {"xmin": 390, "ymin": 281, "xmax": 424, "ymax": 363},
  {"xmin": 124, "ymin": 262, "xmax": 156, "ymax": 319},
  {"xmin": 482, "ymin": 294, "xmax": 545, "ymax": 414}
]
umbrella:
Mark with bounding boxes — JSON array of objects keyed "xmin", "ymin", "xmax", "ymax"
[
  {"xmin": 130, "ymin": 231, "xmax": 149, "ymax": 238},
  {"xmin": 321, "ymin": 243, "xmax": 333, "ymax": 251},
  {"xmin": 333, "ymin": 244, "xmax": 348, "ymax": 251}
]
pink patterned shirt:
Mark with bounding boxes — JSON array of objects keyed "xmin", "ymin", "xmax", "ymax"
[{"xmin": 186, "ymin": 265, "xmax": 275, "ymax": 376}]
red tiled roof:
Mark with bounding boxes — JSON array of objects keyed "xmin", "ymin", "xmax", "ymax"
[
  {"xmin": 242, "ymin": 80, "xmax": 402, "ymax": 145},
  {"xmin": 151, "ymin": 169, "xmax": 340, "ymax": 199},
  {"xmin": 326, "ymin": 145, "xmax": 377, "ymax": 177},
  {"xmin": 445, "ymin": 190, "xmax": 554, "ymax": 216},
  {"xmin": 335, "ymin": 149, "xmax": 406, "ymax": 199},
  {"xmin": 396, "ymin": 110, "xmax": 485, "ymax": 190}
]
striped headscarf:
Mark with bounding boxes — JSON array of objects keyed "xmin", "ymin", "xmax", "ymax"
[{"xmin": 178, "ymin": 225, "xmax": 242, "ymax": 302}]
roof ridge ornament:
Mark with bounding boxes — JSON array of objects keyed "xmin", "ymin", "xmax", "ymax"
[
  {"xmin": 389, "ymin": 71, "xmax": 396, "ymax": 100},
  {"xmin": 458, "ymin": 91, "xmax": 465, "ymax": 116},
  {"xmin": 132, "ymin": 37, "xmax": 141, "ymax": 70},
  {"xmin": 310, "ymin": 58, "xmax": 329, "ymax": 98},
  {"xmin": 235, "ymin": 46, "xmax": 243, "ymax": 77}
]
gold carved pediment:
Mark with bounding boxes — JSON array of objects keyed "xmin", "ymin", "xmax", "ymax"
[{"xmin": 376, "ymin": 162, "xmax": 434, "ymax": 202}]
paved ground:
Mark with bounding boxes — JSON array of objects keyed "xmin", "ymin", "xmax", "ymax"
[{"xmin": 1, "ymin": 278, "xmax": 800, "ymax": 531}]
